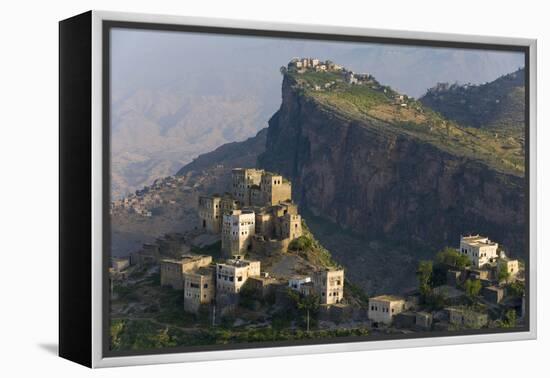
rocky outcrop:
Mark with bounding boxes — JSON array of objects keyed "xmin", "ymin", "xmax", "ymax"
[{"xmin": 259, "ymin": 75, "xmax": 526, "ymax": 256}]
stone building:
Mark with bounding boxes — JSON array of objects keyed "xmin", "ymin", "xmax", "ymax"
[
  {"xmin": 448, "ymin": 307, "xmax": 488, "ymax": 328},
  {"xmin": 231, "ymin": 168, "xmax": 263, "ymax": 206},
  {"xmin": 183, "ymin": 267, "xmax": 215, "ymax": 314},
  {"xmin": 459, "ymin": 235, "xmax": 499, "ymax": 268},
  {"xmin": 216, "ymin": 259, "xmax": 261, "ymax": 294},
  {"xmin": 111, "ymin": 257, "xmax": 130, "ymax": 272},
  {"xmin": 253, "ymin": 201, "xmax": 302, "ymax": 242},
  {"xmin": 260, "ymin": 172, "xmax": 292, "ymax": 206},
  {"xmin": 130, "ymin": 243, "xmax": 160, "ymax": 266},
  {"xmin": 288, "ymin": 275, "xmax": 312, "ymax": 291},
  {"xmin": 247, "ymin": 274, "xmax": 280, "ymax": 298},
  {"xmin": 313, "ymin": 267, "xmax": 345, "ymax": 305},
  {"xmin": 220, "ymin": 192, "xmax": 239, "ymax": 215},
  {"xmin": 368, "ymin": 295, "xmax": 406, "ymax": 324},
  {"xmin": 280, "ymin": 213, "xmax": 302, "ymax": 240},
  {"xmin": 221, "ymin": 209, "xmax": 256, "ymax": 257},
  {"xmin": 198, "ymin": 195, "xmax": 221, "ymax": 233},
  {"xmin": 160, "ymin": 254, "xmax": 212, "ymax": 290},
  {"xmin": 497, "ymin": 254, "xmax": 519, "ymax": 279}
]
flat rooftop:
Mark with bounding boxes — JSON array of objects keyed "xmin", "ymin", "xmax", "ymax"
[
  {"xmin": 370, "ymin": 295, "xmax": 404, "ymax": 302},
  {"xmin": 222, "ymin": 259, "xmax": 258, "ymax": 268},
  {"xmin": 461, "ymin": 235, "xmax": 498, "ymax": 246}
]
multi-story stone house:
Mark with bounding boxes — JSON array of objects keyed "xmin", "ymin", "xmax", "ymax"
[
  {"xmin": 198, "ymin": 195, "xmax": 221, "ymax": 233},
  {"xmin": 221, "ymin": 209, "xmax": 256, "ymax": 257},
  {"xmin": 313, "ymin": 267, "xmax": 345, "ymax": 305},
  {"xmin": 260, "ymin": 172, "xmax": 292, "ymax": 206},
  {"xmin": 368, "ymin": 295, "xmax": 406, "ymax": 324},
  {"xmin": 497, "ymin": 252, "xmax": 520, "ymax": 279},
  {"xmin": 216, "ymin": 259, "xmax": 261, "ymax": 294},
  {"xmin": 183, "ymin": 267, "xmax": 215, "ymax": 314},
  {"xmin": 231, "ymin": 168, "xmax": 263, "ymax": 206},
  {"xmin": 160, "ymin": 254, "xmax": 212, "ymax": 290},
  {"xmin": 459, "ymin": 235, "xmax": 499, "ymax": 268}
]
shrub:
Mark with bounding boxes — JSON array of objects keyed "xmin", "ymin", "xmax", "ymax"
[{"xmin": 288, "ymin": 236, "xmax": 313, "ymax": 251}]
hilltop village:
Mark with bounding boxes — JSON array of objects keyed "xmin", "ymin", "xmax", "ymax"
[
  {"xmin": 109, "ymin": 59, "xmax": 526, "ymax": 348},
  {"xmin": 283, "ymin": 57, "xmax": 414, "ymax": 108},
  {"xmin": 120, "ymin": 168, "xmax": 346, "ymax": 319},
  {"xmin": 111, "ymin": 173, "xmax": 525, "ymax": 341}
]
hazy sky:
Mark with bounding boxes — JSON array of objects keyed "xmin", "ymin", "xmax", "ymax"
[{"xmin": 111, "ymin": 28, "xmax": 525, "ymax": 99}]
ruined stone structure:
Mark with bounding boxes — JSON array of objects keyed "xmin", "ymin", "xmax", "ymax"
[
  {"xmin": 198, "ymin": 195, "xmax": 221, "ymax": 233},
  {"xmin": 160, "ymin": 254, "xmax": 212, "ymax": 290},
  {"xmin": 231, "ymin": 168, "xmax": 263, "ymax": 206},
  {"xmin": 231, "ymin": 168, "xmax": 292, "ymax": 207},
  {"xmin": 183, "ymin": 267, "xmax": 215, "ymax": 314}
]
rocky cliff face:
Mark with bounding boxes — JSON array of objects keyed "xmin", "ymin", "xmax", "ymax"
[{"xmin": 259, "ymin": 75, "xmax": 526, "ymax": 256}]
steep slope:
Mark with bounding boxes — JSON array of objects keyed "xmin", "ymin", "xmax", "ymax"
[
  {"xmin": 258, "ymin": 70, "xmax": 526, "ymax": 258},
  {"xmin": 176, "ymin": 129, "xmax": 267, "ymax": 176},
  {"xmin": 419, "ymin": 68, "xmax": 525, "ymax": 130}
]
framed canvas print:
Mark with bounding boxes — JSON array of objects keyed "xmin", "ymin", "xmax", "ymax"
[{"xmin": 59, "ymin": 10, "xmax": 537, "ymax": 368}]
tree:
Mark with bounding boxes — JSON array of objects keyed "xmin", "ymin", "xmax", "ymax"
[
  {"xmin": 503, "ymin": 309, "xmax": 517, "ymax": 328},
  {"xmin": 464, "ymin": 279, "xmax": 482, "ymax": 299},
  {"xmin": 287, "ymin": 289, "xmax": 319, "ymax": 332},
  {"xmin": 417, "ymin": 260, "xmax": 434, "ymax": 297},
  {"xmin": 298, "ymin": 294, "xmax": 320, "ymax": 332},
  {"xmin": 435, "ymin": 247, "xmax": 471, "ymax": 270},
  {"xmin": 498, "ymin": 262, "xmax": 511, "ymax": 283},
  {"xmin": 506, "ymin": 281, "xmax": 525, "ymax": 298},
  {"xmin": 288, "ymin": 236, "xmax": 313, "ymax": 251}
]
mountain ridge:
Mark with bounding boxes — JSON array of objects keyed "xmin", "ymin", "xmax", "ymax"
[{"xmin": 419, "ymin": 68, "xmax": 525, "ymax": 130}]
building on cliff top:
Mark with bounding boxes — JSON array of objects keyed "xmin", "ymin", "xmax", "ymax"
[{"xmin": 201, "ymin": 168, "xmax": 301, "ymax": 258}]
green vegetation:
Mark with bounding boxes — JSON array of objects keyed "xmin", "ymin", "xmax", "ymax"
[
  {"xmin": 287, "ymin": 289, "xmax": 320, "ymax": 332},
  {"xmin": 420, "ymin": 69, "xmax": 525, "ymax": 130},
  {"xmin": 110, "ymin": 316, "xmax": 369, "ymax": 351},
  {"xmin": 431, "ymin": 247, "xmax": 471, "ymax": 286},
  {"xmin": 288, "ymin": 69, "xmax": 525, "ymax": 177},
  {"xmin": 435, "ymin": 247, "xmax": 471, "ymax": 270},
  {"xmin": 109, "ymin": 319, "xmax": 178, "ymax": 351},
  {"xmin": 503, "ymin": 309, "xmax": 517, "ymax": 328},
  {"xmin": 498, "ymin": 263, "xmax": 511, "ymax": 283},
  {"xmin": 288, "ymin": 235, "xmax": 313, "ymax": 251},
  {"xmin": 345, "ymin": 280, "xmax": 369, "ymax": 305},
  {"xmin": 464, "ymin": 279, "xmax": 482, "ymax": 299},
  {"xmin": 506, "ymin": 281, "xmax": 525, "ymax": 298},
  {"xmin": 288, "ymin": 220, "xmax": 339, "ymax": 268},
  {"xmin": 417, "ymin": 260, "xmax": 434, "ymax": 297}
]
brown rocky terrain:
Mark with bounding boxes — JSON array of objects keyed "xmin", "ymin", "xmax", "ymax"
[{"xmin": 258, "ymin": 74, "xmax": 526, "ymax": 259}]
